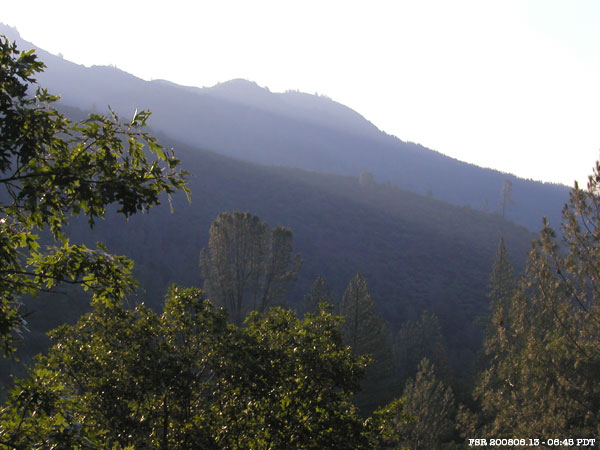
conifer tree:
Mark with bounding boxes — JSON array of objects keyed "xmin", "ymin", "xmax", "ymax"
[
  {"xmin": 394, "ymin": 310, "xmax": 451, "ymax": 384},
  {"xmin": 302, "ymin": 275, "xmax": 335, "ymax": 315},
  {"xmin": 480, "ymin": 238, "xmax": 517, "ymax": 363},
  {"xmin": 401, "ymin": 358, "xmax": 456, "ymax": 450},
  {"xmin": 488, "ymin": 238, "xmax": 515, "ymax": 308},
  {"xmin": 340, "ymin": 273, "xmax": 396, "ymax": 412},
  {"xmin": 466, "ymin": 239, "xmax": 519, "ymax": 437},
  {"xmin": 475, "ymin": 164, "xmax": 600, "ymax": 437}
]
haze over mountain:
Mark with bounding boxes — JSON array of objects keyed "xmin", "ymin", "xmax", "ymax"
[{"xmin": 2, "ymin": 23, "xmax": 570, "ymax": 232}]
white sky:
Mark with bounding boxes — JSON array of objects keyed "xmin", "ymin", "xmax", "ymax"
[{"xmin": 2, "ymin": 0, "xmax": 599, "ymax": 186}]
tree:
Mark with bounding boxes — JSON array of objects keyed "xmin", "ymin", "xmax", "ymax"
[
  {"xmin": 369, "ymin": 398, "xmax": 412, "ymax": 450},
  {"xmin": 488, "ymin": 238, "xmax": 515, "ymax": 308},
  {"xmin": 480, "ymin": 238, "xmax": 517, "ymax": 361},
  {"xmin": 499, "ymin": 179, "xmax": 514, "ymax": 218},
  {"xmin": 302, "ymin": 275, "xmax": 335, "ymax": 315},
  {"xmin": 359, "ymin": 171, "xmax": 375, "ymax": 187},
  {"xmin": 199, "ymin": 211, "xmax": 302, "ymax": 326},
  {"xmin": 340, "ymin": 273, "xmax": 396, "ymax": 412},
  {"xmin": 234, "ymin": 307, "xmax": 372, "ymax": 449},
  {"xmin": 0, "ymin": 36, "xmax": 188, "ymax": 355},
  {"xmin": 0, "ymin": 286, "xmax": 376, "ymax": 449},
  {"xmin": 475, "ymin": 163, "xmax": 600, "ymax": 438},
  {"xmin": 394, "ymin": 310, "xmax": 451, "ymax": 385},
  {"xmin": 401, "ymin": 359, "xmax": 456, "ymax": 450}
]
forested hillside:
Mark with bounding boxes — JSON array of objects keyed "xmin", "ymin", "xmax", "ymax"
[{"xmin": 3, "ymin": 103, "xmax": 536, "ymax": 389}]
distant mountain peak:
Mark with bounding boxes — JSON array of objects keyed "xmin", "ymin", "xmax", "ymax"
[
  {"xmin": 206, "ymin": 78, "xmax": 275, "ymax": 106},
  {"xmin": 0, "ymin": 23, "xmax": 20, "ymax": 40},
  {"xmin": 213, "ymin": 78, "xmax": 262, "ymax": 89}
]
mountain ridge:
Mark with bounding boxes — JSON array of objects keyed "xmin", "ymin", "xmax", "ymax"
[{"xmin": 0, "ymin": 23, "xmax": 570, "ymax": 231}]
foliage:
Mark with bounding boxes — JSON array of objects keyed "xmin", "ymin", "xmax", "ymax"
[
  {"xmin": 394, "ymin": 310, "xmax": 451, "ymax": 384},
  {"xmin": 0, "ymin": 287, "xmax": 376, "ymax": 449},
  {"xmin": 475, "ymin": 164, "xmax": 600, "ymax": 438},
  {"xmin": 488, "ymin": 239, "xmax": 515, "ymax": 303},
  {"xmin": 401, "ymin": 359, "xmax": 456, "ymax": 450},
  {"xmin": 0, "ymin": 116, "xmax": 535, "ymax": 388},
  {"xmin": 199, "ymin": 211, "xmax": 302, "ymax": 326},
  {"xmin": 237, "ymin": 307, "xmax": 372, "ymax": 449},
  {"xmin": 0, "ymin": 36, "xmax": 188, "ymax": 355},
  {"xmin": 369, "ymin": 398, "xmax": 413, "ymax": 450},
  {"xmin": 340, "ymin": 273, "xmax": 396, "ymax": 413},
  {"xmin": 302, "ymin": 275, "xmax": 335, "ymax": 315},
  {"xmin": 479, "ymin": 238, "xmax": 517, "ymax": 368}
]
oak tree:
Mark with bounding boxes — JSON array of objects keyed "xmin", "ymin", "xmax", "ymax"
[
  {"xmin": 0, "ymin": 36, "xmax": 188, "ymax": 355},
  {"xmin": 0, "ymin": 287, "xmax": 376, "ymax": 449}
]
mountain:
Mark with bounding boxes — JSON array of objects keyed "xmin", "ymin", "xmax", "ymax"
[{"xmin": 1, "ymin": 23, "xmax": 570, "ymax": 232}]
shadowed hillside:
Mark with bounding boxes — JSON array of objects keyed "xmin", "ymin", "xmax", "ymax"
[{"xmin": 2, "ymin": 107, "xmax": 536, "ymax": 391}]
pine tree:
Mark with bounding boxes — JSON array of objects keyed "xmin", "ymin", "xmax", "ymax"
[
  {"xmin": 480, "ymin": 238, "xmax": 517, "ymax": 364},
  {"xmin": 468, "ymin": 239, "xmax": 520, "ymax": 437},
  {"xmin": 475, "ymin": 164, "xmax": 600, "ymax": 438},
  {"xmin": 394, "ymin": 310, "xmax": 451, "ymax": 384},
  {"xmin": 488, "ymin": 238, "xmax": 515, "ymax": 308},
  {"xmin": 402, "ymin": 359, "xmax": 456, "ymax": 450},
  {"xmin": 302, "ymin": 275, "xmax": 335, "ymax": 316},
  {"xmin": 340, "ymin": 273, "xmax": 396, "ymax": 412}
]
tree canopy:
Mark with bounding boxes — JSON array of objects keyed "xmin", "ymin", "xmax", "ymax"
[
  {"xmin": 473, "ymin": 166, "xmax": 600, "ymax": 438},
  {"xmin": 302, "ymin": 275, "xmax": 335, "ymax": 316},
  {"xmin": 0, "ymin": 36, "xmax": 188, "ymax": 354},
  {"xmin": 401, "ymin": 359, "xmax": 455, "ymax": 450},
  {"xmin": 340, "ymin": 273, "xmax": 396, "ymax": 413},
  {"xmin": 199, "ymin": 211, "xmax": 302, "ymax": 326},
  {"xmin": 0, "ymin": 287, "xmax": 377, "ymax": 449}
]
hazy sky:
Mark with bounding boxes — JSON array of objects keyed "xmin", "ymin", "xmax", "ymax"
[{"xmin": 3, "ymin": 0, "xmax": 599, "ymax": 185}]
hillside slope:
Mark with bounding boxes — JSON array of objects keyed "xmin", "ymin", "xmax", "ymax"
[{"xmin": 7, "ymin": 109, "xmax": 536, "ymax": 383}]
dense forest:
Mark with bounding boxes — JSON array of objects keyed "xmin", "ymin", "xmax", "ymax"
[{"xmin": 1, "ymin": 35, "xmax": 599, "ymax": 448}]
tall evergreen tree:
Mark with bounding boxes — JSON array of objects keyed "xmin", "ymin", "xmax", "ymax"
[
  {"xmin": 488, "ymin": 238, "xmax": 515, "ymax": 308},
  {"xmin": 480, "ymin": 238, "xmax": 517, "ymax": 363},
  {"xmin": 302, "ymin": 275, "xmax": 335, "ymax": 316},
  {"xmin": 402, "ymin": 359, "xmax": 456, "ymax": 450},
  {"xmin": 463, "ymin": 239, "xmax": 518, "ymax": 437},
  {"xmin": 394, "ymin": 310, "xmax": 451, "ymax": 384},
  {"xmin": 340, "ymin": 273, "xmax": 395, "ymax": 412},
  {"xmin": 475, "ymin": 164, "xmax": 600, "ymax": 438}
]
